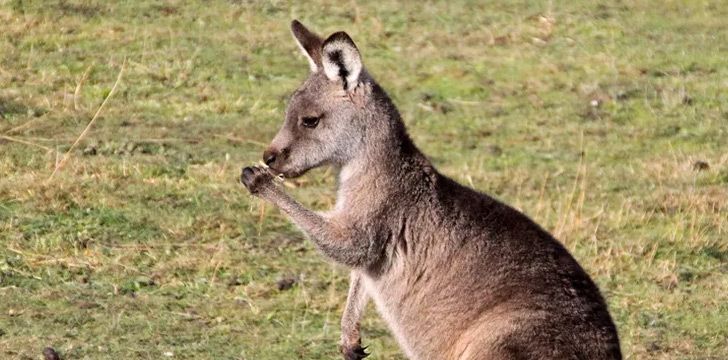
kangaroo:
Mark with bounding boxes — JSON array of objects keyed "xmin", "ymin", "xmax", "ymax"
[{"xmin": 240, "ymin": 20, "xmax": 622, "ymax": 360}]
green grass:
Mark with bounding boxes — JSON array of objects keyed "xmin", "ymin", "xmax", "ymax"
[{"xmin": 1, "ymin": 0, "xmax": 726, "ymax": 359}]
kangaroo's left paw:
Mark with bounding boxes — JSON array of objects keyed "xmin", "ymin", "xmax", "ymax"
[
  {"xmin": 340, "ymin": 344, "xmax": 369, "ymax": 360},
  {"xmin": 240, "ymin": 166, "xmax": 275, "ymax": 195}
]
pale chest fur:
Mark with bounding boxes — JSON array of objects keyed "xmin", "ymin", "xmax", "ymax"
[{"xmin": 361, "ymin": 273, "xmax": 420, "ymax": 359}]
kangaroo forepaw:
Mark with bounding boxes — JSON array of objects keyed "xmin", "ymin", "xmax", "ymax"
[
  {"xmin": 240, "ymin": 165, "xmax": 275, "ymax": 195},
  {"xmin": 341, "ymin": 344, "xmax": 369, "ymax": 360}
]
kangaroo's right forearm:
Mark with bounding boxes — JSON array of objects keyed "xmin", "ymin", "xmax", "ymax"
[{"xmin": 263, "ymin": 189, "xmax": 380, "ymax": 268}]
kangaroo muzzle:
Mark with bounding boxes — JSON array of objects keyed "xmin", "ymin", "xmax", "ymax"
[{"xmin": 262, "ymin": 146, "xmax": 290, "ymax": 172}]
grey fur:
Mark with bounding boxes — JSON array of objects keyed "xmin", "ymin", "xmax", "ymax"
[{"xmin": 241, "ymin": 21, "xmax": 622, "ymax": 360}]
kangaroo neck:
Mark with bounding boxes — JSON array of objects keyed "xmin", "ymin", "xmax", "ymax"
[
  {"xmin": 338, "ymin": 122, "xmax": 428, "ymax": 196},
  {"xmin": 337, "ymin": 81, "xmax": 433, "ymax": 201}
]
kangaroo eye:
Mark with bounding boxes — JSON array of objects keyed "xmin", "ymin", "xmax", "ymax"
[{"xmin": 301, "ymin": 115, "xmax": 321, "ymax": 129}]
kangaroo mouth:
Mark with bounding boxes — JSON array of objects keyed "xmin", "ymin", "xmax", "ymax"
[
  {"xmin": 281, "ymin": 168, "xmax": 309, "ymax": 179},
  {"xmin": 268, "ymin": 165, "xmax": 308, "ymax": 179}
]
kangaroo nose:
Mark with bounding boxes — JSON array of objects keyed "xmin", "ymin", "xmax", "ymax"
[{"xmin": 263, "ymin": 149, "xmax": 278, "ymax": 166}]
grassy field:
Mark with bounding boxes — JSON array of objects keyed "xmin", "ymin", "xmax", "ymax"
[{"xmin": 1, "ymin": 0, "xmax": 726, "ymax": 359}]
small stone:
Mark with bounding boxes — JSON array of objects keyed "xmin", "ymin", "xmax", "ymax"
[
  {"xmin": 125, "ymin": 142, "xmax": 137, "ymax": 153},
  {"xmin": 82, "ymin": 145, "xmax": 97, "ymax": 156},
  {"xmin": 43, "ymin": 347, "xmax": 61, "ymax": 360},
  {"xmin": 646, "ymin": 341, "xmax": 661, "ymax": 353},
  {"xmin": 487, "ymin": 145, "xmax": 503, "ymax": 156},
  {"xmin": 693, "ymin": 161, "xmax": 710, "ymax": 171},
  {"xmin": 276, "ymin": 277, "xmax": 296, "ymax": 291}
]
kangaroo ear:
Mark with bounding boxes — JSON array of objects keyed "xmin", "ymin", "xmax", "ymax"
[
  {"xmin": 322, "ymin": 32, "xmax": 362, "ymax": 92},
  {"xmin": 291, "ymin": 20, "xmax": 323, "ymax": 72}
]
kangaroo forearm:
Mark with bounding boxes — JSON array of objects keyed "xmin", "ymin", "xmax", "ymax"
[
  {"xmin": 341, "ymin": 271, "xmax": 368, "ymax": 334},
  {"xmin": 340, "ymin": 271, "xmax": 369, "ymax": 356},
  {"xmin": 266, "ymin": 190, "xmax": 376, "ymax": 267}
]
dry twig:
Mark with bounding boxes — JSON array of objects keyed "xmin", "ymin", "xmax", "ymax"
[{"xmin": 46, "ymin": 60, "xmax": 126, "ymax": 182}]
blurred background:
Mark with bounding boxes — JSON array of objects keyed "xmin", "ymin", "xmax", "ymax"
[{"xmin": 1, "ymin": 1, "xmax": 726, "ymax": 359}]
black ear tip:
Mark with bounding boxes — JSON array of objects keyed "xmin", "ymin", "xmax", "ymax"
[{"xmin": 291, "ymin": 19, "xmax": 311, "ymax": 34}]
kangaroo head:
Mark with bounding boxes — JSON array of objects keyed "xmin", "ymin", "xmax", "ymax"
[{"xmin": 263, "ymin": 20, "xmax": 370, "ymax": 178}]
